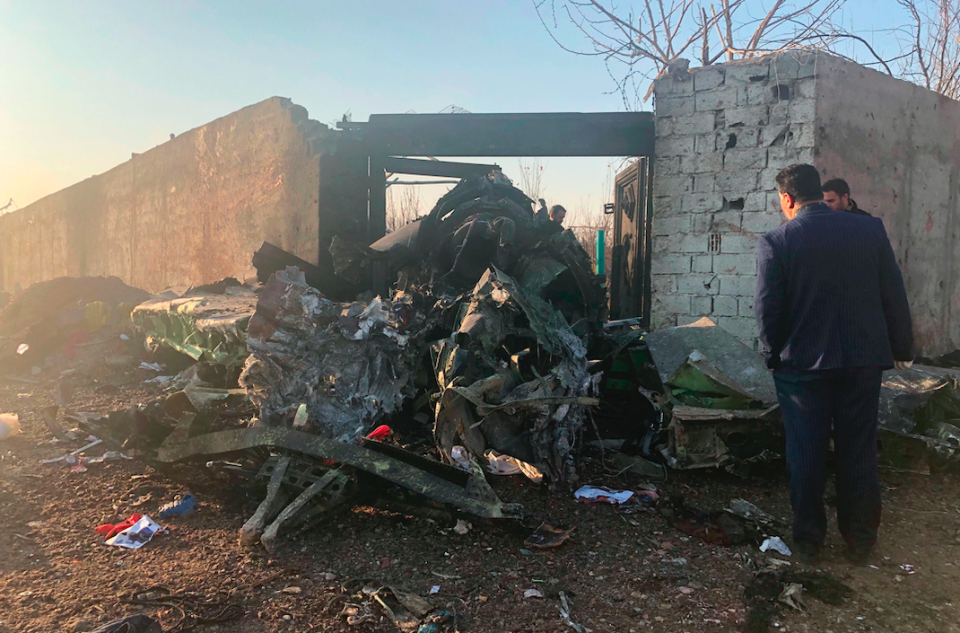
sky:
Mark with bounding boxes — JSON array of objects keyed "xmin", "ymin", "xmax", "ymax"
[{"xmin": 0, "ymin": 0, "xmax": 908, "ymax": 214}]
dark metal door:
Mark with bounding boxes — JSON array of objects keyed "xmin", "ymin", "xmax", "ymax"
[{"xmin": 609, "ymin": 157, "xmax": 653, "ymax": 325}]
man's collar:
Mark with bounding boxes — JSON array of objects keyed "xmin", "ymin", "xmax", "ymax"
[{"xmin": 796, "ymin": 201, "xmax": 831, "ymax": 217}]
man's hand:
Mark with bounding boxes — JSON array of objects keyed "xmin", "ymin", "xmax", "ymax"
[{"xmin": 895, "ymin": 360, "xmax": 914, "ymax": 370}]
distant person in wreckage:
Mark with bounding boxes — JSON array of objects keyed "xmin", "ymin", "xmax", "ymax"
[
  {"xmin": 755, "ymin": 164, "xmax": 913, "ymax": 566},
  {"xmin": 545, "ymin": 204, "xmax": 567, "ymax": 233},
  {"xmin": 822, "ymin": 178, "xmax": 871, "ymax": 216}
]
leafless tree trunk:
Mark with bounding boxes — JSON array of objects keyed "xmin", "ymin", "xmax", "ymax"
[{"xmin": 896, "ymin": 0, "xmax": 960, "ymax": 99}]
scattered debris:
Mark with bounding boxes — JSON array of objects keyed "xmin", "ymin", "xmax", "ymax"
[
  {"xmin": 88, "ymin": 615, "xmax": 162, "ymax": 633},
  {"xmin": 40, "ymin": 438, "xmax": 103, "ymax": 464},
  {"xmin": 85, "ymin": 451, "xmax": 132, "ymax": 465},
  {"xmin": 96, "ymin": 514, "xmax": 145, "ymax": 540},
  {"xmin": 158, "ymin": 493, "xmax": 197, "ymax": 519},
  {"xmin": 523, "ymin": 588, "xmax": 544, "ymax": 599},
  {"xmin": 0, "ymin": 276, "xmax": 148, "ymax": 370},
  {"xmin": 239, "ymin": 267, "xmax": 421, "ymax": 443},
  {"xmin": 453, "ymin": 519, "xmax": 472, "ymax": 535},
  {"xmin": 253, "ymin": 240, "xmax": 356, "ymax": 300},
  {"xmin": 574, "ymin": 486, "xmax": 634, "ymax": 504},
  {"xmin": 104, "ymin": 515, "xmax": 163, "ymax": 549},
  {"xmin": 524, "ymin": 523, "xmax": 575, "ymax": 549},
  {"xmin": 0, "ymin": 413, "xmax": 21, "ymax": 440},
  {"xmin": 558, "ymin": 591, "xmax": 586, "ymax": 632},
  {"xmin": 878, "ymin": 365, "xmax": 960, "ymax": 472},
  {"xmin": 778, "ymin": 583, "xmax": 806, "ymax": 611},
  {"xmin": 745, "ymin": 570, "xmax": 852, "ymax": 633},
  {"xmin": 760, "ymin": 537, "xmax": 792, "ymax": 556},
  {"xmin": 132, "ymin": 285, "xmax": 255, "ymax": 368},
  {"xmin": 484, "ymin": 450, "xmax": 544, "ymax": 482},
  {"xmin": 40, "ymin": 405, "xmax": 69, "ymax": 440},
  {"xmin": 728, "ymin": 498, "xmax": 781, "ymax": 529}
]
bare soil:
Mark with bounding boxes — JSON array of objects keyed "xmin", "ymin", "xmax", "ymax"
[{"xmin": 1, "ymin": 347, "xmax": 959, "ymax": 633}]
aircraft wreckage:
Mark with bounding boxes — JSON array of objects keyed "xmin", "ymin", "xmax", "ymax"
[
  {"xmin": 78, "ymin": 173, "xmax": 614, "ymax": 549},
  {"xmin": 14, "ymin": 170, "xmax": 960, "ymax": 552}
]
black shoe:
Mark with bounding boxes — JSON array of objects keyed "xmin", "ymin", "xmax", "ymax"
[
  {"xmin": 794, "ymin": 542, "xmax": 822, "ymax": 565},
  {"xmin": 844, "ymin": 546, "xmax": 871, "ymax": 567}
]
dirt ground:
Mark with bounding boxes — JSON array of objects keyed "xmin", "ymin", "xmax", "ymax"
[{"xmin": 1, "ymin": 347, "xmax": 959, "ymax": 633}]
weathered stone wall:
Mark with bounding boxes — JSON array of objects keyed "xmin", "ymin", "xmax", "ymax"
[
  {"xmin": 651, "ymin": 52, "xmax": 819, "ymax": 344},
  {"xmin": 652, "ymin": 51, "xmax": 960, "ymax": 356},
  {"xmin": 814, "ymin": 55, "xmax": 960, "ymax": 356},
  {"xmin": 0, "ymin": 97, "xmax": 366, "ymax": 294}
]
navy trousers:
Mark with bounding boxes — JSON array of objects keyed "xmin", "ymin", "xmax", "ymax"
[{"xmin": 773, "ymin": 367, "xmax": 884, "ymax": 549}]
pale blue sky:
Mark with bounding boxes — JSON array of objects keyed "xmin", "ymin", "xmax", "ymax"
[{"xmin": 1, "ymin": 0, "xmax": 905, "ymax": 213}]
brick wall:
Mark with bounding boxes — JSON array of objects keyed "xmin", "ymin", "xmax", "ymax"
[{"xmin": 650, "ymin": 52, "xmax": 821, "ymax": 345}]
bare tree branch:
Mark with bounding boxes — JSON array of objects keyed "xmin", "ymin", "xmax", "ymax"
[
  {"xmin": 895, "ymin": 0, "xmax": 960, "ymax": 98},
  {"xmin": 534, "ymin": 0, "xmax": 956, "ymax": 106}
]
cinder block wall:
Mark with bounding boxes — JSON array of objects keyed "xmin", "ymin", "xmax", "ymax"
[
  {"xmin": 652, "ymin": 51, "xmax": 960, "ymax": 356},
  {"xmin": 651, "ymin": 52, "xmax": 819, "ymax": 345},
  {"xmin": 0, "ymin": 97, "xmax": 366, "ymax": 294}
]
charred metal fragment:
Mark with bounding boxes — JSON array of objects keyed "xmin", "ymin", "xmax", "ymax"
[
  {"xmin": 155, "ymin": 425, "xmax": 521, "ymax": 519},
  {"xmin": 252, "ymin": 241, "xmax": 356, "ymax": 300}
]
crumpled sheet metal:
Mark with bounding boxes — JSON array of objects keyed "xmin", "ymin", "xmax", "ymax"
[
  {"xmin": 239, "ymin": 267, "xmax": 421, "ymax": 444},
  {"xmin": 339, "ymin": 175, "xmax": 608, "ymax": 333},
  {"xmin": 666, "ymin": 405, "xmax": 782, "ymax": 469},
  {"xmin": 878, "ymin": 365, "xmax": 960, "ymax": 471},
  {"xmin": 645, "ymin": 317, "xmax": 777, "ymax": 406},
  {"xmin": 131, "ymin": 287, "xmax": 256, "ymax": 366},
  {"xmin": 433, "ymin": 267, "xmax": 599, "ymax": 482}
]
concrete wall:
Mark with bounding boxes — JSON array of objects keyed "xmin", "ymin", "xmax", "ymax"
[
  {"xmin": 815, "ymin": 55, "xmax": 960, "ymax": 355},
  {"xmin": 0, "ymin": 97, "xmax": 365, "ymax": 294},
  {"xmin": 652, "ymin": 51, "xmax": 960, "ymax": 356},
  {"xmin": 651, "ymin": 52, "xmax": 819, "ymax": 344}
]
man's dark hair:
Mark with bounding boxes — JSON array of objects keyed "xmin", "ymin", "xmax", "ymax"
[
  {"xmin": 776, "ymin": 164, "xmax": 823, "ymax": 202},
  {"xmin": 822, "ymin": 178, "xmax": 851, "ymax": 197},
  {"xmin": 549, "ymin": 204, "xmax": 567, "ymax": 217}
]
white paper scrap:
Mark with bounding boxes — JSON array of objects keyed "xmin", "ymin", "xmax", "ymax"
[{"xmin": 105, "ymin": 515, "xmax": 163, "ymax": 549}]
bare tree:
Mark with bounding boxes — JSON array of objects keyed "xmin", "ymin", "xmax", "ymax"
[
  {"xmin": 534, "ymin": 0, "xmax": 849, "ymax": 107},
  {"xmin": 895, "ymin": 0, "xmax": 960, "ymax": 99},
  {"xmin": 386, "ymin": 185, "xmax": 423, "ymax": 232},
  {"xmin": 517, "ymin": 158, "xmax": 547, "ymax": 202}
]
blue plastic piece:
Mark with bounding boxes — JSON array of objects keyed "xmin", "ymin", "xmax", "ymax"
[{"xmin": 158, "ymin": 493, "xmax": 197, "ymax": 518}]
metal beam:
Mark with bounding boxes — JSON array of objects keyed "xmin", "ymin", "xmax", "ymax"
[
  {"xmin": 363, "ymin": 112, "xmax": 655, "ymax": 157},
  {"xmin": 368, "ymin": 155, "xmax": 386, "ymax": 242},
  {"xmin": 155, "ymin": 426, "xmax": 523, "ymax": 519},
  {"xmin": 384, "ymin": 157, "xmax": 500, "ymax": 179}
]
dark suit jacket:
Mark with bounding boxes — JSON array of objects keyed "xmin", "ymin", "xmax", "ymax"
[{"xmin": 755, "ymin": 202, "xmax": 913, "ymax": 371}]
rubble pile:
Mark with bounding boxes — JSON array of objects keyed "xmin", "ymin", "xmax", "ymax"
[
  {"xmin": 431, "ymin": 267, "xmax": 600, "ymax": 482},
  {"xmin": 17, "ymin": 170, "xmax": 959, "ymax": 556},
  {"xmin": 239, "ymin": 174, "xmax": 607, "ymax": 482},
  {"xmin": 0, "ymin": 275, "xmax": 148, "ymax": 371},
  {"xmin": 239, "ymin": 267, "xmax": 422, "ymax": 443}
]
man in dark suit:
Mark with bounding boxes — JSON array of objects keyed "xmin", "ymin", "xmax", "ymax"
[{"xmin": 754, "ymin": 164, "xmax": 913, "ymax": 565}]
